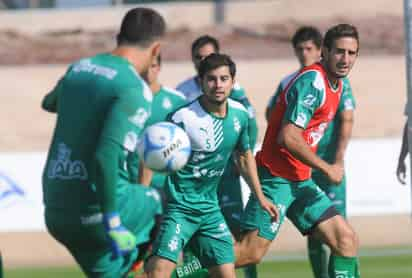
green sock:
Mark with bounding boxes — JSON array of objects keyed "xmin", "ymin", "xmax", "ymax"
[
  {"xmin": 355, "ymin": 257, "xmax": 361, "ymax": 278},
  {"xmin": 243, "ymin": 264, "xmax": 258, "ymax": 278},
  {"xmin": 308, "ymin": 237, "xmax": 329, "ymax": 278},
  {"xmin": 328, "ymin": 255, "xmax": 358, "ymax": 278}
]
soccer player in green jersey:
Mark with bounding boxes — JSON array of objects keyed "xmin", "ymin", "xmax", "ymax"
[
  {"xmin": 138, "ymin": 54, "xmax": 187, "ymax": 190},
  {"xmin": 145, "ymin": 53, "xmax": 278, "ymax": 278},
  {"xmin": 266, "ymin": 26, "xmax": 357, "ymax": 278},
  {"xmin": 177, "ymin": 35, "xmax": 259, "ymax": 278},
  {"xmin": 41, "ymin": 8, "xmax": 166, "ymax": 278},
  {"xmin": 236, "ymin": 24, "xmax": 361, "ymax": 278}
]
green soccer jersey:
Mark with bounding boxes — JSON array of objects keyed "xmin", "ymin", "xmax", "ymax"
[
  {"xmin": 129, "ymin": 86, "xmax": 187, "ymax": 187},
  {"xmin": 315, "ymin": 77, "xmax": 356, "ymax": 163},
  {"xmin": 165, "ymin": 98, "xmax": 250, "ymax": 213},
  {"xmin": 42, "ymin": 53, "xmax": 152, "ymax": 213}
]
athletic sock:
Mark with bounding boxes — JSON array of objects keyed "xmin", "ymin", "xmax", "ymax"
[
  {"xmin": 328, "ymin": 255, "xmax": 358, "ymax": 278},
  {"xmin": 308, "ymin": 237, "xmax": 329, "ymax": 278},
  {"xmin": 243, "ymin": 264, "xmax": 258, "ymax": 278}
]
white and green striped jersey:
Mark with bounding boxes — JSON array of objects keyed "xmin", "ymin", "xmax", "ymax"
[{"xmin": 165, "ymin": 98, "xmax": 250, "ymax": 213}]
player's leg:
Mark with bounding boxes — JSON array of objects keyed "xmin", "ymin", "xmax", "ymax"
[
  {"xmin": 218, "ymin": 159, "xmax": 258, "ymax": 278},
  {"xmin": 145, "ymin": 208, "xmax": 199, "ymax": 278},
  {"xmin": 287, "ymin": 179, "xmax": 359, "ymax": 278},
  {"xmin": 189, "ymin": 211, "xmax": 236, "ymax": 278},
  {"xmin": 208, "ymin": 263, "xmax": 236, "ymax": 277},
  {"xmin": 312, "ymin": 216, "xmax": 359, "ymax": 278},
  {"xmin": 236, "ymin": 169, "xmax": 292, "ymax": 267},
  {"xmin": 308, "ymin": 174, "xmax": 347, "ymax": 278}
]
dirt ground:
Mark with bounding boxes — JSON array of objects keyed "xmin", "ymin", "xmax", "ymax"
[{"xmin": 0, "ymin": 15, "xmax": 404, "ymax": 65}]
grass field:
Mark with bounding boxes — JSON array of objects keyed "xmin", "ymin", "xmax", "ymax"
[{"xmin": 4, "ymin": 251, "xmax": 412, "ymax": 278}]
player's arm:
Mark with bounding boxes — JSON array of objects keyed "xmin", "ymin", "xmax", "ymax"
[
  {"xmin": 138, "ymin": 161, "xmax": 154, "ymax": 186},
  {"xmin": 279, "ymin": 122, "xmax": 341, "ymax": 181},
  {"xmin": 334, "ymin": 109, "xmax": 354, "ymax": 165},
  {"xmin": 397, "ymin": 120, "xmax": 409, "ymax": 185},
  {"xmin": 235, "ymin": 115, "xmax": 278, "ymax": 221},
  {"xmin": 279, "ymin": 77, "xmax": 343, "ymax": 183},
  {"xmin": 95, "ymin": 87, "xmax": 150, "ymax": 256},
  {"xmin": 236, "ymin": 149, "xmax": 278, "ymax": 222},
  {"xmin": 335, "ymin": 82, "xmax": 356, "ymax": 165}
]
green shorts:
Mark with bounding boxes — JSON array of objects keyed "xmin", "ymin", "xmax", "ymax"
[
  {"xmin": 241, "ymin": 166, "xmax": 337, "ymax": 241},
  {"xmin": 152, "ymin": 207, "xmax": 234, "ymax": 268},
  {"xmin": 217, "ymin": 159, "xmax": 244, "ymax": 235},
  {"xmin": 45, "ymin": 183, "xmax": 162, "ymax": 278},
  {"xmin": 312, "ymin": 170, "xmax": 347, "ymax": 217}
]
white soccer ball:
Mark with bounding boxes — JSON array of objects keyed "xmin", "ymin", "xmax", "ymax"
[{"xmin": 137, "ymin": 122, "xmax": 191, "ymax": 173}]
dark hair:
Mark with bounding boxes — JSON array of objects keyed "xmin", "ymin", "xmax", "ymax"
[
  {"xmin": 292, "ymin": 26, "xmax": 323, "ymax": 49},
  {"xmin": 323, "ymin": 24, "xmax": 359, "ymax": 51},
  {"xmin": 117, "ymin": 7, "xmax": 166, "ymax": 47},
  {"xmin": 198, "ymin": 53, "xmax": 236, "ymax": 80},
  {"xmin": 191, "ymin": 35, "xmax": 220, "ymax": 59}
]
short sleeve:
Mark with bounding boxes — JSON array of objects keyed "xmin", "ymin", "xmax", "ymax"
[
  {"xmin": 283, "ymin": 76, "xmax": 323, "ymax": 129},
  {"xmin": 338, "ymin": 79, "xmax": 356, "ymax": 113}
]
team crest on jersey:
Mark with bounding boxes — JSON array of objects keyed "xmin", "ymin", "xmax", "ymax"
[
  {"xmin": 47, "ymin": 143, "xmax": 88, "ymax": 180},
  {"xmin": 162, "ymin": 97, "xmax": 172, "ymax": 110}
]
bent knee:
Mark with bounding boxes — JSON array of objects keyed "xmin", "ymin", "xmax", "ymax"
[{"xmin": 336, "ymin": 227, "xmax": 358, "ymax": 256}]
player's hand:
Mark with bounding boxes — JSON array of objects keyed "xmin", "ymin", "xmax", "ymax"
[
  {"xmin": 325, "ymin": 163, "xmax": 344, "ymax": 184},
  {"xmin": 258, "ymin": 197, "xmax": 279, "ymax": 223},
  {"xmin": 103, "ymin": 213, "xmax": 137, "ymax": 258},
  {"xmin": 396, "ymin": 160, "xmax": 407, "ymax": 185}
]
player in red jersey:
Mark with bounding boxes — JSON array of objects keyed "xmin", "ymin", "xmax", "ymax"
[{"xmin": 235, "ymin": 24, "xmax": 361, "ymax": 278}]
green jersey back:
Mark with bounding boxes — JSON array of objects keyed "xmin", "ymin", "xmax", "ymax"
[
  {"xmin": 166, "ymin": 99, "xmax": 250, "ymax": 213},
  {"xmin": 316, "ymin": 77, "xmax": 356, "ymax": 162},
  {"xmin": 42, "ymin": 53, "xmax": 152, "ymax": 211}
]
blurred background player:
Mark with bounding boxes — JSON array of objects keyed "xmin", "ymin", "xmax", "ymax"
[
  {"xmin": 138, "ymin": 54, "xmax": 187, "ymax": 191},
  {"xmin": 41, "ymin": 7, "xmax": 165, "ymax": 277},
  {"xmin": 176, "ymin": 35, "xmax": 260, "ymax": 278},
  {"xmin": 236, "ymin": 24, "xmax": 361, "ymax": 278},
  {"xmin": 265, "ymin": 26, "xmax": 322, "ymax": 121},
  {"xmin": 145, "ymin": 53, "xmax": 277, "ymax": 278},
  {"xmin": 266, "ymin": 26, "xmax": 357, "ymax": 278}
]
